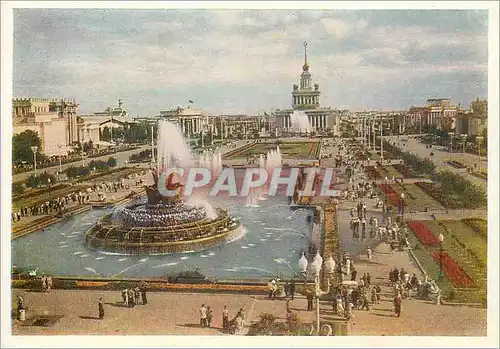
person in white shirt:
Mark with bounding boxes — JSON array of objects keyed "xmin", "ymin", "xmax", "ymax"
[{"xmin": 199, "ymin": 304, "xmax": 207, "ymax": 327}]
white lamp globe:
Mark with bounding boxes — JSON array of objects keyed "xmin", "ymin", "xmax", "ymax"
[
  {"xmin": 324, "ymin": 254, "xmax": 336, "ymax": 274},
  {"xmin": 311, "ymin": 252, "xmax": 323, "ymax": 276},
  {"xmin": 298, "ymin": 252, "xmax": 308, "ymax": 274}
]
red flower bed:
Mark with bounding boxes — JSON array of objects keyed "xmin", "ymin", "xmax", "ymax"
[
  {"xmin": 430, "ymin": 251, "xmax": 476, "ymax": 288},
  {"xmin": 377, "ymin": 184, "xmax": 401, "ymax": 206},
  {"xmin": 407, "ymin": 220, "xmax": 438, "ymax": 246}
]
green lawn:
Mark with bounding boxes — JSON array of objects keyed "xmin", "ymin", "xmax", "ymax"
[
  {"xmin": 423, "ymin": 220, "xmax": 487, "ymax": 288},
  {"xmin": 406, "ymin": 219, "xmax": 487, "ymax": 303},
  {"xmin": 393, "ymin": 184, "xmax": 443, "ymax": 211},
  {"xmin": 378, "ymin": 165, "xmax": 402, "ymax": 179},
  {"xmin": 381, "ymin": 182, "xmax": 444, "ymax": 211},
  {"xmin": 406, "ymin": 230, "xmax": 454, "ymax": 296},
  {"xmin": 224, "ymin": 141, "xmax": 320, "ymax": 160}
]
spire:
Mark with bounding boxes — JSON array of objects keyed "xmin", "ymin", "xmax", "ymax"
[{"xmin": 302, "ymin": 41, "xmax": 309, "ymax": 71}]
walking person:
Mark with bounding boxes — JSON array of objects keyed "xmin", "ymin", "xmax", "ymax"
[
  {"xmin": 345, "ymin": 301, "xmax": 354, "ymax": 320},
  {"xmin": 140, "ymin": 282, "xmax": 148, "ymax": 305},
  {"xmin": 289, "ymin": 280, "xmax": 295, "ymax": 300},
  {"xmin": 350, "ymin": 267, "xmax": 357, "ymax": 282},
  {"xmin": 98, "ymin": 298, "xmax": 105, "ymax": 319},
  {"xmin": 284, "ymin": 281, "xmax": 290, "ymax": 298},
  {"xmin": 235, "ymin": 312, "xmax": 244, "ymax": 335},
  {"xmin": 306, "ymin": 290, "xmax": 314, "ymax": 311},
  {"xmin": 41, "ymin": 275, "xmax": 47, "ymax": 293},
  {"xmin": 371, "ymin": 287, "xmax": 377, "ymax": 304},
  {"xmin": 206, "ymin": 306, "xmax": 213, "ymax": 328},
  {"xmin": 46, "ymin": 276, "xmax": 53, "ymax": 292},
  {"xmin": 361, "ymin": 292, "xmax": 370, "ymax": 311},
  {"xmin": 122, "ymin": 288, "xmax": 128, "ymax": 305},
  {"xmin": 366, "ymin": 246, "xmax": 372, "ymax": 260},
  {"xmin": 127, "ymin": 288, "xmax": 135, "ymax": 308},
  {"xmin": 336, "ymin": 296, "xmax": 344, "ymax": 316},
  {"xmin": 361, "ymin": 217, "xmax": 366, "ymax": 240},
  {"xmin": 222, "ymin": 305, "xmax": 229, "ymax": 332},
  {"xmin": 394, "ymin": 293, "xmax": 402, "ymax": 317},
  {"xmin": 134, "ymin": 286, "xmax": 141, "ymax": 305},
  {"xmin": 199, "ymin": 304, "xmax": 207, "ymax": 328},
  {"xmin": 17, "ymin": 295, "xmax": 24, "ymax": 312}
]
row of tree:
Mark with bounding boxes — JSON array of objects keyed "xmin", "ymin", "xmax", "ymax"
[
  {"xmin": 382, "ymin": 139, "xmax": 486, "ymax": 208},
  {"xmin": 100, "ymin": 121, "xmax": 153, "ymax": 144},
  {"xmin": 64, "ymin": 157, "xmax": 117, "ymax": 179}
]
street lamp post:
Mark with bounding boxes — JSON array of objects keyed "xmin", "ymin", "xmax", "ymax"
[
  {"xmin": 57, "ymin": 144, "xmax": 63, "ymax": 173},
  {"xmin": 399, "ymin": 193, "xmax": 405, "ymax": 223},
  {"xmin": 30, "ymin": 146, "xmax": 38, "ymax": 178},
  {"xmin": 438, "ymin": 233, "xmax": 444, "ymax": 281},
  {"xmin": 380, "ymin": 120, "xmax": 384, "ymax": 161},
  {"xmin": 372, "ymin": 119, "xmax": 376, "ymax": 151},
  {"xmin": 298, "ymin": 251, "xmax": 334, "ymax": 335},
  {"xmin": 367, "ymin": 118, "xmax": 370, "ymax": 149},
  {"xmin": 476, "ymin": 136, "xmax": 483, "ymax": 172},
  {"xmin": 151, "ymin": 124, "xmax": 155, "ymax": 163},
  {"xmin": 48, "ymin": 177, "xmax": 52, "ymax": 201}
]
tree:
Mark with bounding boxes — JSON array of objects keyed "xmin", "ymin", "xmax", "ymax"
[
  {"xmin": 12, "ymin": 130, "xmax": 43, "ymax": 164},
  {"xmin": 25, "ymin": 172, "xmax": 56, "ymax": 189},
  {"xmin": 82, "ymin": 140, "xmax": 94, "ymax": 154},
  {"xmin": 471, "ymin": 98, "xmax": 487, "ymax": 119}
]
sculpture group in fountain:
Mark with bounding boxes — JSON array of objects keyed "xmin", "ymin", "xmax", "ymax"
[{"xmin": 144, "ymin": 169, "xmax": 184, "ymax": 205}]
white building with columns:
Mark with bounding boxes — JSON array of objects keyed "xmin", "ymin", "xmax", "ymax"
[
  {"xmin": 159, "ymin": 106, "xmax": 206, "ymax": 138},
  {"xmin": 274, "ymin": 42, "xmax": 341, "ymax": 135}
]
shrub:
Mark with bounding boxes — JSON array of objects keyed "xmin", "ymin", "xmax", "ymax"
[
  {"xmin": 12, "ymin": 182, "xmax": 25, "ymax": 195},
  {"xmin": 25, "ymin": 172, "xmax": 56, "ymax": 189},
  {"xmin": 107, "ymin": 157, "xmax": 117, "ymax": 167}
]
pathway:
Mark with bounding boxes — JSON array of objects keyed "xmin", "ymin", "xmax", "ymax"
[
  {"xmin": 13, "ymin": 146, "xmax": 149, "ymax": 182},
  {"xmin": 326, "ymin": 242, "xmax": 487, "ymax": 336}
]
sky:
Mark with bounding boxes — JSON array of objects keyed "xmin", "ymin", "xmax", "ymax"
[{"xmin": 12, "ymin": 9, "xmax": 489, "ymax": 116}]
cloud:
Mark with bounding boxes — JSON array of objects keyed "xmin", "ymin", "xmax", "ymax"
[{"xmin": 12, "ymin": 9, "xmax": 489, "ymax": 114}]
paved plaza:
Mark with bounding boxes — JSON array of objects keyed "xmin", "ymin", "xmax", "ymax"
[{"xmin": 11, "ymin": 240, "xmax": 486, "ymax": 336}]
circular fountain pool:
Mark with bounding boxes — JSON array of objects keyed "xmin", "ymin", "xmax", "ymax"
[{"xmin": 11, "ymin": 196, "xmax": 314, "ymax": 281}]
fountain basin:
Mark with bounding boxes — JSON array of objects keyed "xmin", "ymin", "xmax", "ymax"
[{"xmin": 85, "ymin": 208, "xmax": 242, "ymax": 254}]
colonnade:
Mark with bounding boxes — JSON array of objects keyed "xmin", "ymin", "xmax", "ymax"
[
  {"xmin": 180, "ymin": 117, "xmax": 202, "ymax": 136},
  {"xmin": 293, "ymin": 95, "xmax": 319, "ymax": 106}
]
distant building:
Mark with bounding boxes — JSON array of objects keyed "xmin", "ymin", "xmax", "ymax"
[
  {"xmin": 77, "ymin": 99, "xmax": 138, "ymax": 147},
  {"xmin": 158, "ymin": 106, "xmax": 206, "ymax": 138},
  {"xmin": 12, "ymin": 98, "xmax": 79, "ymax": 156},
  {"xmin": 405, "ymin": 98, "xmax": 458, "ymax": 133},
  {"xmin": 274, "ymin": 42, "xmax": 341, "ymax": 135},
  {"xmin": 455, "ymin": 108, "xmax": 487, "ymax": 138}
]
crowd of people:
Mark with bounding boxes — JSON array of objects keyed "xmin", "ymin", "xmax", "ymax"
[
  {"xmin": 121, "ymin": 284, "xmax": 148, "ymax": 308},
  {"xmin": 199, "ymin": 304, "xmax": 246, "ymax": 335},
  {"xmin": 12, "ymin": 192, "xmax": 90, "ymax": 223},
  {"xmin": 12, "ymin": 172, "xmax": 143, "ymax": 224}
]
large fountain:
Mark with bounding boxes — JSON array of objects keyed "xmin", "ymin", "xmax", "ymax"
[
  {"xmin": 290, "ymin": 110, "xmax": 311, "ymax": 133},
  {"xmin": 84, "ymin": 120, "xmax": 242, "ymax": 254}
]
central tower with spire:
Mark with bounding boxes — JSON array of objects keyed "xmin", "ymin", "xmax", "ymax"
[{"xmin": 292, "ymin": 41, "xmax": 320, "ymax": 110}]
